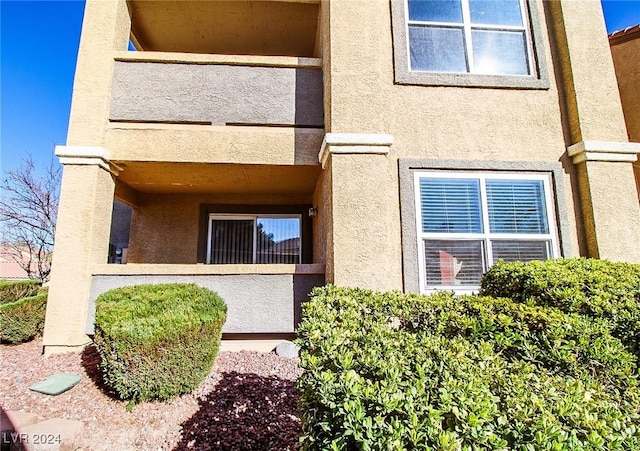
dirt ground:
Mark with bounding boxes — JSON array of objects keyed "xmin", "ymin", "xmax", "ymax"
[{"xmin": 0, "ymin": 339, "xmax": 303, "ymax": 450}]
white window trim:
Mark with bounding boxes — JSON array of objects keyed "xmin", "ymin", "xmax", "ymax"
[
  {"xmin": 403, "ymin": 0, "xmax": 535, "ymax": 76},
  {"xmin": 413, "ymin": 171, "xmax": 560, "ymax": 293},
  {"xmin": 206, "ymin": 213, "xmax": 302, "ymax": 264}
]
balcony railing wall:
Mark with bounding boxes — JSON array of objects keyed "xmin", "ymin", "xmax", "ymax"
[{"xmin": 109, "ymin": 54, "xmax": 324, "ymax": 128}]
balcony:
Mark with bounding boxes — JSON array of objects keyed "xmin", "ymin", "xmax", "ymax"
[
  {"xmin": 104, "ymin": 0, "xmax": 324, "ymax": 165},
  {"xmin": 109, "ymin": 53, "xmax": 323, "ymax": 128},
  {"xmin": 87, "ymin": 263, "xmax": 326, "ymax": 334}
]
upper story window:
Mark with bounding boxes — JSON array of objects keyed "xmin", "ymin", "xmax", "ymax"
[
  {"xmin": 391, "ymin": 0, "xmax": 549, "ymax": 88},
  {"xmin": 408, "ymin": 0, "xmax": 531, "ymax": 75}
]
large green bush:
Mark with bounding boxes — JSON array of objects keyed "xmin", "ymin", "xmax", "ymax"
[
  {"xmin": 0, "ymin": 279, "xmax": 40, "ymax": 305},
  {"xmin": 297, "ymin": 286, "xmax": 640, "ymax": 450},
  {"xmin": 480, "ymin": 258, "xmax": 640, "ymax": 355},
  {"xmin": 0, "ymin": 293, "xmax": 47, "ymax": 343},
  {"xmin": 93, "ymin": 283, "xmax": 226, "ymax": 403}
]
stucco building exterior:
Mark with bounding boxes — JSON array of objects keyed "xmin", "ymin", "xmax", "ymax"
[
  {"xmin": 610, "ymin": 24, "xmax": 640, "ymax": 196},
  {"xmin": 44, "ymin": 0, "xmax": 640, "ymax": 354}
]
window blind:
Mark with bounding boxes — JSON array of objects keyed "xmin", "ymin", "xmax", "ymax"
[
  {"xmin": 486, "ymin": 179, "xmax": 549, "ymax": 234},
  {"xmin": 420, "ymin": 178, "xmax": 482, "ymax": 233},
  {"xmin": 209, "ymin": 219, "xmax": 254, "ymax": 264},
  {"xmin": 416, "ymin": 172, "xmax": 557, "ymax": 291},
  {"xmin": 208, "ymin": 216, "xmax": 301, "ymax": 264}
]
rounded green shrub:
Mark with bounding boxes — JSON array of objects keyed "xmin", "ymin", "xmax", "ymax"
[
  {"xmin": 93, "ymin": 283, "xmax": 226, "ymax": 403},
  {"xmin": 0, "ymin": 293, "xmax": 47, "ymax": 343},
  {"xmin": 0, "ymin": 279, "xmax": 40, "ymax": 305},
  {"xmin": 297, "ymin": 286, "xmax": 640, "ymax": 450},
  {"xmin": 480, "ymin": 258, "xmax": 640, "ymax": 356}
]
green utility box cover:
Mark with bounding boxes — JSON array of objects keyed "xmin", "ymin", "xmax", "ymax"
[{"xmin": 29, "ymin": 374, "xmax": 82, "ymax": 396}]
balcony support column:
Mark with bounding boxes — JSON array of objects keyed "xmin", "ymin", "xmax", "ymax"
[
  {"xmin": 43, "ymin": 146, "xmax": 116, "ymax": 356},
  {"xmin": 568, "ymin": 141, "xmax": 640, "ymax": 262},
  {"xmin": 319, "ymin": 133, "xmax": 403, "ymax": 291}
]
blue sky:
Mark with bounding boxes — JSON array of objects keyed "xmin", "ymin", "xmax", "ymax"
[{"xmin": 1, "ymin": 0, "xmax": 640, "ymax": 174}]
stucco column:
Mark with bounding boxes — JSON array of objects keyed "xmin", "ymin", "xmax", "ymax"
[
  {"xmin": 43, "ymin": 147, "xmax": 116, "ymax": 355},
  {"xmin": 548, "ymin": 0, "xmax": 628, "ymax": 144},
  {"xmin": 548, "ymin": 0, "xmax": 640, "ymax": 262},
  {"xmin": 568, "ymin": 141, "xmax": 640, "ymax": 262},
  {"xmin": 67, "ymin": 0, "xmax": 130, "ymax": 146},
  {"xmin": 318, "ymin": 133, "xmax": 402, "ymax": 291}
]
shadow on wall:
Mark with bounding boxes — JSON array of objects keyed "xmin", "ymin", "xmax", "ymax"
[{"xmin": 174, "ymin": 372, "xmax": 302, "ymax": 451}]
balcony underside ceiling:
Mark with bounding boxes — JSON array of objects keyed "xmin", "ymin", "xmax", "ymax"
[
  {"xmin": 127, "ymin": 0, "xmax": 320, "ymax": 57},
  {"xmin": 113, "ymin": 161, "xmax": 321, "ymax": 195}
]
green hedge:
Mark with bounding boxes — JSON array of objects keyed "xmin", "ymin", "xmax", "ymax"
[
  {"xmin": 0, "ymin": 293, "xmax": 47, "ymax": 343},
  {"xmin": 0, "ymin": 279, "xmax": 40, "ymax": 305},
  {"xmin": 297, "ymin": 286, "xmax": 640, "ymax": 450},
  {"xmin": 94, "ymin": 283, "xmax": 227, "ymax": 403},
  {"xmin": 480, "ymin": 258, "xmax": 640, "ymax": 355}
]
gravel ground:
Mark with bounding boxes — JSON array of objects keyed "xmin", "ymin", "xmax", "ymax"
[{"xmin": 0, "ymin": 339, "xmax": 303, "ymax": 450}]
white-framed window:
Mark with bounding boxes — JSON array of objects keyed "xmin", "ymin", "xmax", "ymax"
[
  {"xmin": 206, "ymin": 214, "xmax": 302, "ymax": 264},
  {"xmin": 414, "ymin": 171, "xmax": 559, "ymax": 292},
  {"xmin": 405, "ymin": 0, "xmax": 534, "ymax": 76}
]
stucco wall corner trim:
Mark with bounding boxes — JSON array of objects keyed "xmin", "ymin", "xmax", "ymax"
[
  {"xmin": 319, "ymin": 133, "xmax": 394, "ymax": 168},
  {"xmin": 568, "ymin": 141, "xmax": 640, "ymax": 164},
  {"xmin": 55, "ymin": 145, "xmax": 115, "ymax": 173}
]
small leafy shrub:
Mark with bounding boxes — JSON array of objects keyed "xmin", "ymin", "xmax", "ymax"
[
  {"xmin": 481, "ymin": 258, "xmax": 640, "ymax": 355},
  {"xmin": 94, "ymin": 283, "xmax": 227, "ymax": 403},
  {"xmin": 0, "ymin": 279, "xmax": 40, "ymax": 305},
  {"xmin": 0, "ymin": 293, "xmax": 47, "ymax": 343},
  {"xmin": 297, "ymin": 286, "xmax": 640, "ymax": 450}
]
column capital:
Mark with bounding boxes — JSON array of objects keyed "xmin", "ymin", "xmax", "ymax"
[
  {"xmin": 55, "ymin": 146, "xmax": 116, "ymax": 174},
  {"xmin": 568, "ymin": 140, "xmax": 640, "ymax": 164},
  {"xmin": 319, "ymin": 133, "xmax": 394, "ymax": 168}
]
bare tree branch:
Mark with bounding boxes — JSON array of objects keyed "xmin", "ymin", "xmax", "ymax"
[{"xmin": 0, "ymin": 155, "xmax": 60, "ymax": 282}]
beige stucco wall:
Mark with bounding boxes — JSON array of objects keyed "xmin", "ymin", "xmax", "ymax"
[
  {"xmin": 320, "ymin": 0, "xmax": 576, "ymax": 289},
  {"xmin": 547, "ymin": 0, "xmax": 628, "ymax": 143},
  {"xmin": 128, "ymin": 192, "xmax": 314, "ymax": 264},
  {"xmin": 576, "ymin": 161, "xmax": 640, "ymax": 259},
  {"xmin": 327, "ymin": 0, "xmax": 564, "ymax": 144},
  {"xmin": 66, "ymin": 0, "xmax": 130, "ymax": 147},
  {"xmin": 324, "ymin": 0, "xmax": 628, "ymax": 149},
  {"xmin": 44, "ymin": 0, "xmax": 129, "ymax": 353},
  {"xmin": 319, "ymin": 0, "xmax": 639, "ymax": 286},
  {"xmin": 105, "ymin": 124, "xmax": 323, "ymax": 166},
  {"xmin": 68, "ymin": 0, "xmax": 325, "ymax": 166},
  {"xmin": 43, "ymin": 164, "xmax": 115, "ymax": 353},
  {"xmin": 610, "ymin": 31, "xmax": 640, "ymax": 143},
  {"xmin": 328, "ymin": 152, "xmax": 403, "ymax": 291},
  {"xmin": 550, "ymin": 0, "xmax": 640, "ymax": 261},
  {"xmin": 312, "ymin": 167, "xmax": 332, "ymax": 272}
]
